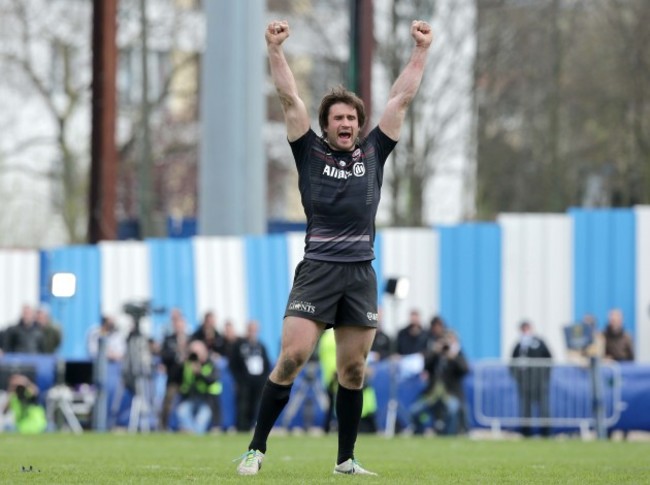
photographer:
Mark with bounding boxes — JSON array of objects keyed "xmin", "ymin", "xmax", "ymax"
[
  {"xmin": 408, "ymin": 330, "xmax": 469, "ymax": 435},
  {"xmin": 2, "ymin": 374, "xmax": 47, "ymax": 434},
  {"xmin": 175, "ymin": 340, "xmax": 222, "ymax": 434}
]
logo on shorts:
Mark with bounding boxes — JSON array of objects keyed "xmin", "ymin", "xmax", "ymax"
[
  {"xmin": 366, "ymin": 312, "xmax": 378, "ymax": 322},
  {"xmin": 288, "ymin": 300, "xmax": 316, "ymax": 314}
]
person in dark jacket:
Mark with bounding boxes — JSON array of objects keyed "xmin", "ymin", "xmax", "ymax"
[
  {"xmin": 159, "ymin": 308, "xmax": 189, "ymax": 430},
  {"xmin": 426, "ymin": 315, "xmax": 446, "ymax": 352},
  {"xmin": 35, "ymin": 305, "xmax": 62, "ymax": 354},
  {"xmin": 229, "ymin": 320, "xmax": 271, "ymax": 432},
  {"xmin": 4, "ymin": 305, "xmax": 44, "ymax": 354},
  {"xmin": 603, "ymin": 308, "xmax": 634, "ymax": 362},
  {"xmin": 511, "ymin": 320, "xmax": 553, "ymax": 437},
  {"xmin": 396, "ymin": 309, "xmax": 428, "ymax": 356},
  {"xmin": 191, "ymin": 311, "xmax": 226, "ymax": 358}
]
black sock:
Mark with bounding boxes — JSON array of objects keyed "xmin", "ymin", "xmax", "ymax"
[
  {"xmin": 248, "ymin": 379, "xmax": 293, "ymax": 454},
  {"xmin": 336, "ymin": 384, "xmax": 363, "ymax": 465}
]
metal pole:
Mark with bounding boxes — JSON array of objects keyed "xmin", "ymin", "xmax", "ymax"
[
  {"xmin": 349, "ymin": 0, "xmax": 373, "ymax": 137},
  {"xmin": 138, "ymin": 0, "xmax": 155, "ymax": 239},
  {"xmin": 89, "ymin": 0, "xmax": 118, "ymax": 243},
  {"xmin": 590, "ymin": 356, "xmax": 607, "ymax": 439},
  {"xmin": 92, "ymin": 336, "xmax": 108, "ymax": 431},
  {"xmin": 199, "ymin": 2, "xmax": 266, "ymax": 236},
  {"xmin": 384, "ymin": 296, "xmax": 399, "ymax": 437}
]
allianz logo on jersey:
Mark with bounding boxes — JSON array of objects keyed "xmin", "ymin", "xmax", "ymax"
[
  {"xmin": 288, "ymin": 300, "xmax": 316, "ymax": 314},
  {"xmin": 322, "ymin": 162, "xmax": 366, "ymax": 180}
]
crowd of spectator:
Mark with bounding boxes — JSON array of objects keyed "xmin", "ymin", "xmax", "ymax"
[
  {"xmin": 0, "ymin": 303, "xmax": 637, "ymax": 437},
  {"xmin": 144, "ymin": 309, "xmax": 271, "ymax": 434}
]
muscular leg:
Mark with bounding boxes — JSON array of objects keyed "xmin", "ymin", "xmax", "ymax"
[
  {"xmin": 334, "ymin": 326, "xmax": 376, "ymax": 464},
  {"xmin": 335, "ymin": 326, "xmax": 375, "ymax": 389},
  {"xmin": 248, "ymin": 316, "xmax": 324, "ymax": 452},
  {"xmin": 270, "ymin": 316, "xmax": 325, "ymax": 384}
]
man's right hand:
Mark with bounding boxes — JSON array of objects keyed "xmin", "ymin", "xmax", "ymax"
[{"xmin": 266, "ymin": 20, "xmax": 289, "ymax": 45}]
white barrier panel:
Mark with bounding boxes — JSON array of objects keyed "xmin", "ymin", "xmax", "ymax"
[
  {"xmin": 0, "ymin": 249, "xmax": 39, "ymax": 329},
  {"xmin": 286, "ymin": 232, "xmax": 305, "ymax": 287},
  {"xmin": 636, "ymin": 206, "xmax": 650, "ymax": 363},
  {"xmin": 193, "ymin": 236, "xmax": 248, "ymax": 335},
  {"xmin": 99, "ymin": 241, "xmax": 152, "ymax": 336},
  {"xmin": 380, "ymin": 228, "xmax": 440, "ymax": 336},
  {"xmin": 499, "ymin": 214, "xmax": 573, "ymax": 362}
]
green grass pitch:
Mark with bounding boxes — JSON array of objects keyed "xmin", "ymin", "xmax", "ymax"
[{"xmin": 1, "ymin": 432, "xmax": 649, "ymax": 484}]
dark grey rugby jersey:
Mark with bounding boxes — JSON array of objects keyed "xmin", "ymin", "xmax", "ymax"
[{"xmin": 289, "ymin": 127, "xmax": 397, "ymax": 262}]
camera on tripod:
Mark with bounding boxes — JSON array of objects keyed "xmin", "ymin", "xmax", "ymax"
[
  {"xmin": 123, "ymin": 301, "xmax": 153, "ymax": 320},
  {"xmin": 122, "ymin": 300, "xmax": 165, "ymax": 334}
]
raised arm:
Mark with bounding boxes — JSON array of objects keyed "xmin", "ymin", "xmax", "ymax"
[
  {"xmin": 265, "ymin": 21, "xmax": 310, "ymax": 142},
  {"xmin": 378, "ymin": 20, "xmax": 433, "ymax": 141}
]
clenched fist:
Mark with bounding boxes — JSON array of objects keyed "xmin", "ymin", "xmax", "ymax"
[
  {"xmin": 265, "ymin": 20, "xmax": 290, "ymax": 45},
  {"xmin": 411, "ymin": 20, "xmax": 433, "ymax": 48}
]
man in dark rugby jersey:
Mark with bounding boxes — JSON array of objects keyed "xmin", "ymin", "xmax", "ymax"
[{"xmin": 237, "ymin": 18, "xmax": 432, "ymax": 476}]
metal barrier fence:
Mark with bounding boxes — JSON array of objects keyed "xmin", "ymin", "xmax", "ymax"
[{"xmin": 473, "ymin": 359, "xmax": 624, "ymax": 438}]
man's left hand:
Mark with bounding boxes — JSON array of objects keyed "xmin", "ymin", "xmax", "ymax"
[{"xmin": 411, "ymin": 20, "xmax": 433, "ymax": 48}]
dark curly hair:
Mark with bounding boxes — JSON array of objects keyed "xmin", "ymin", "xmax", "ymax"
[{"xmin": 317, "ymin": 85, "xmax": 366, "ymax": 137}]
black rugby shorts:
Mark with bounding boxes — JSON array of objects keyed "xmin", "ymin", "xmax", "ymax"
[{"xmin": 284, "ymin": 259, "xmax": 379, "ymax": 328}]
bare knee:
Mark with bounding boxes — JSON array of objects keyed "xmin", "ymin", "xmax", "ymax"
[
  {"xmin": 338, "ymin": 361, "xmax": 366, "ymax": 389},
  {"xmin": 272, "ymin": 352, "xmax": 308, "ymax": 384}
]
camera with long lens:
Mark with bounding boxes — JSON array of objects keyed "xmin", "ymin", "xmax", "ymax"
[{"xmin": 188, "ymin": 352, "xmax": 199, "ymax": 362}]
